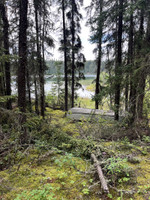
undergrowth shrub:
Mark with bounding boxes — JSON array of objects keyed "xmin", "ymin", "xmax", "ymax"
[
  {"xmin": 14, "ymin": 184, "xmax": 58, "ymax": 200},
  {"xmin": 25, "ymin": 115, "xmax": 43, "ymax": 132},
  {"xmin": 46, "ymin": 93, "xmax": 58, "ymax": 110},
  {"xmin": 1, "ymin": 107, "xmax": 149, "ymax": 173},
  {"xmin": 104, "ymin": 157, "xmax": 134, "ymax": 185}
]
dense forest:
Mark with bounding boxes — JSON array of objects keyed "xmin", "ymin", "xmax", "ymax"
[
  {"xmin": 0, "ymin": 0, "xmax": 150, "ymax": 120},
  {"xmin": 0, "ymin": 0, "xmax": 150, "ymax": 199}
]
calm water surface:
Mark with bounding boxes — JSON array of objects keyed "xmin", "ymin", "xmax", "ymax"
[{"xmin": 12, "ymin": 75, "xmax": 95, "ymax": 99}]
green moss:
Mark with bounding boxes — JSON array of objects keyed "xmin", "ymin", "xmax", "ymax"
[
  {"xmin": 0, "ymin": 150, "xmax": 100, "ymax": 200},
  {"xmin": 103, "ymin": 141, "xmax": 150, "ymax": 200},
  {"xmin": 86, "ymin": 83, "xmax": 95, "ymax": 92},
  {"xmin": 1, "ymin": 108, "xmax": 150, "ymax": 200},
  {"xmin": 76, "ymin": 97, "xmax": 95, "ymax": 109}
]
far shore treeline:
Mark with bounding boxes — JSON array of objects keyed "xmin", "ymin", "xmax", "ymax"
[{"xmin": 46, "ymin": 60, "xmax": 105, "ymax": 75}]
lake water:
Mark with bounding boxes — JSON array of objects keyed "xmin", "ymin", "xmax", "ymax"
[
  {"xmin": 12, "ymin": 75, "xmax": 95, "ymax": 99},
  {"xmin": 45, "ymin": 82, "xmax": 94, "ymax": 98}
]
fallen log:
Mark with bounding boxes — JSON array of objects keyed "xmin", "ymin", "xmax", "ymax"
[{"xmin": 91, "ymin": 153, "xmax": 109, "ymax": 193}]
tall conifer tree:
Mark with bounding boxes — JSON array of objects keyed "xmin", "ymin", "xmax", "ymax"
[{"xmin": 18, "ymin": 0, "xmax": 28, "ymax": 112}]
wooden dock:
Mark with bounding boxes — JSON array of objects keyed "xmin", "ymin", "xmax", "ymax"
[{"xmin": 67, "ymin": 107, "xmax": 116, "ymax": 121}]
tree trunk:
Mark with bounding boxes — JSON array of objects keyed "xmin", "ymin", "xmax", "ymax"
[
  {"xmin": 62, "ymin": 0, "xmax": 68, "ymax": 112},
  {"xmin": 0, "ymin": 64, "xmax": 5, "ymax": 97},
  {"xmin": 114, "ymin": 0, "xmax": 123, "ymax": 120},
  {"xmin": 34, "ymin": 76, "xmax": 40, "ymax": 115},
  {"xmin": 147, "ymin": 2, "xmax": 150, "ymax": 45},
  {"xmin": 34, "ymin": 4, "xmax": 45, "ymax": 118},
  {"xmin": 128, "ymin": 0, "xmax": 136, "ymax": 121},
  {"xmin": 0, "ymin": 1, "xmax": 12, "ymax": 109},
  {"xmin": 95, "ymin": 0, "xmax": 103, "ymax": 110},
  {"xmin": 18, "ymin": 0, "xmax": 28, "ymax": 143},
  {"xmin": 130, "ymin": 8, "xmax": 144, "ymax": 122},
  {"xmin": 91, "ymin": 154, "xmax": 109, "ymax": 193},
  {"xmin": 71, "ymin": 0, "xmax": 75, "ymax": 108},
  {"xmin": 0, "ymin": 26, "xmax": 5, "ymax": 98},
  {"xmin": 136, "ymin": 4, "xmax": 150, "ymax": 119},
  {"xmin": 26, "ymin": 67, "xmax": 32, "ymax": 112},
  {"xmin": 125, "ymin": 74, "xmax": 129, "ymax": 112},
  {"xmin": 137, "ymin": 73, "xmax": 146, "ymax": 119},
  {"xmin": 18, "ymin": 0, "xmax": 28, "ymax": 112},
  {"xmin": 34, "ymin": 77, "xmax": 39, "ymax": 115}
]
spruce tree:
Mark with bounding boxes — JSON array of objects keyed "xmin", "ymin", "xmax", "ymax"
[{"xmin": 66, "ymin": 0, "xmax": 85, "ymax": 108}]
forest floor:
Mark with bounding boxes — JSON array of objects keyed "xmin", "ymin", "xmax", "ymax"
[{"xmin": 0, "ymin": 108, "xmax": 150, "ymax": 200}]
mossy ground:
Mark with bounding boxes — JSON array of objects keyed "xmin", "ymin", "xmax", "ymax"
[
  {"xmin": 75, "ymin": 98, "xmax": 95, "ymax": 109},
  {"xmin": 0, "ymin": 148, "xmax": 102, "ymax": 200},
  {"xmin": 0, "ymin": 109, "xmax": 150, "ymax": 200},
  {"xmin": 101, "ymin": 140, "xmax": 150, "ymax": 200},
  {"xmin": 75, "ymin": 97, "xmax": 110, "ymax": 110}
]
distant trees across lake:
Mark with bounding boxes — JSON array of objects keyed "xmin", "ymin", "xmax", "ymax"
[{"xmin": 46, "ymin": 60, "xmax": 105, "ymax": 75}]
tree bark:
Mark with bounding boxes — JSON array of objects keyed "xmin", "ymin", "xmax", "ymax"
[
  {"xmin": 0, "ymin": 63, "xmax": 5, "ymax": 97},
  {"xmin": 125, "ymin": 74, "xmax": 129, "ymax": 112},
  {"xmin": 26, "ymin": 67, "xmax": 32, "ymax": 112},
  {"xmin": 18, "ymin": 0, "xmax": 28, "ymax": 112},
  {"xmin": 136, "ymin": 4, "xmax": 150, "ymax": 119},
  {"xmin": 0, "ymin": 1, "xmax": 12, "ymax": 109},
  {"xmin": 125, "ymin": 1, "xmax": 134, "ymax": 113},
  {"xmin": 34, "ymin": 77, "xmax": 39, "ymax": 115},
  {"xmin": 128, "ymin": 0, "xmax": 136, "ymax": 122},
  {"xmin": 34, "ymin": 3, "xmax": 45, "ymax": 118},
  {"xmin": 131, "ymin": 8, "xmax": 145, "ymax": 121},
  {"xmin": 62, "ymin": 0, "xmax": 68, "ymax": 112},
  {"xmin": 137, "ymin": 73, "xmax": 146, "ymax": 119},
  {"xmin": 91, "ymin": 154, "xmax": 109, "ymax": 193},
  {"xmin": 95, "ymin": 0, "xmax": 103, "ymax": 110},
  {"xmin": 0, "ymin": 29, "xmax": 5, "ymax": 98},
  {"xmin": 114, "ymin": 0, "xmax": 123, "ymax": 120},
  {"xmin": 71, "ymin": 0, "xmax": 75, "ymax": 108}
]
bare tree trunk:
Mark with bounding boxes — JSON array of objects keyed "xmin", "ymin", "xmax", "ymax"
[
  {"xmin": 0, "ymin": 64, "xmax": 5, "ymax": 97},
  {"xmin": 136, "ymin": 4, "xmax": 150, "ymax": 119},
  {"xmin": 62, "ymin": 0, "xmax": 68, "ymax": 112},
  {"xmin": 0, "ymin": 1, "xmax": 12, "ymax": 109},
  {"xmin": 18, "ymin": 0, "xmax": 28, "ymax": 112},
  {"xmin": 147, "ymin": 2, "xmax": 150, "ymax": 45},
  {"xmin": 125, "ymin": 74, "xmax": 129, "ymax": 112},
  {"xmin": 137, "ymin": 73, "xmax": 146, "ymax": 119},
  {"xmin": 0, "ymin": 27, "xmax": 5, "ymax": 98},
  {"xmin": 128, "ymin": 0, "xmax": 136, "ymax": 122},
  {"xmin": 26, "ymin": 67, "xmax": 32, "ymax": 112},
  {"xmin": 34, "ymin": 4, "xmax": 45, "ymax": 118},
  {"xmin": 18, "ymin": 0, "xmax": 28, "ymax": 143},
  {"xmin": 114, "ymin": 0, "xmax": 123, "ymax": 120},
  {"xmin": 95, "ymin": 0, "xmax": 103, "ymax": 110},
  {"xmin": 71, "ymin": 0, "xmax": 75, "ymax": 108},
  {"xmin": 42, "ymin": 0, "xmax": 46, "ymax": 112},
  {"xmin": 91, "ymin": 154, "xmax": 109, "ymax": 193},
  {"xmin": 130, "ymin": 8, "xmax": 144, "ymax": 122},
  {"xmin": 34, "ymin": 77, "xmax": 39, "ymax": 115}
]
